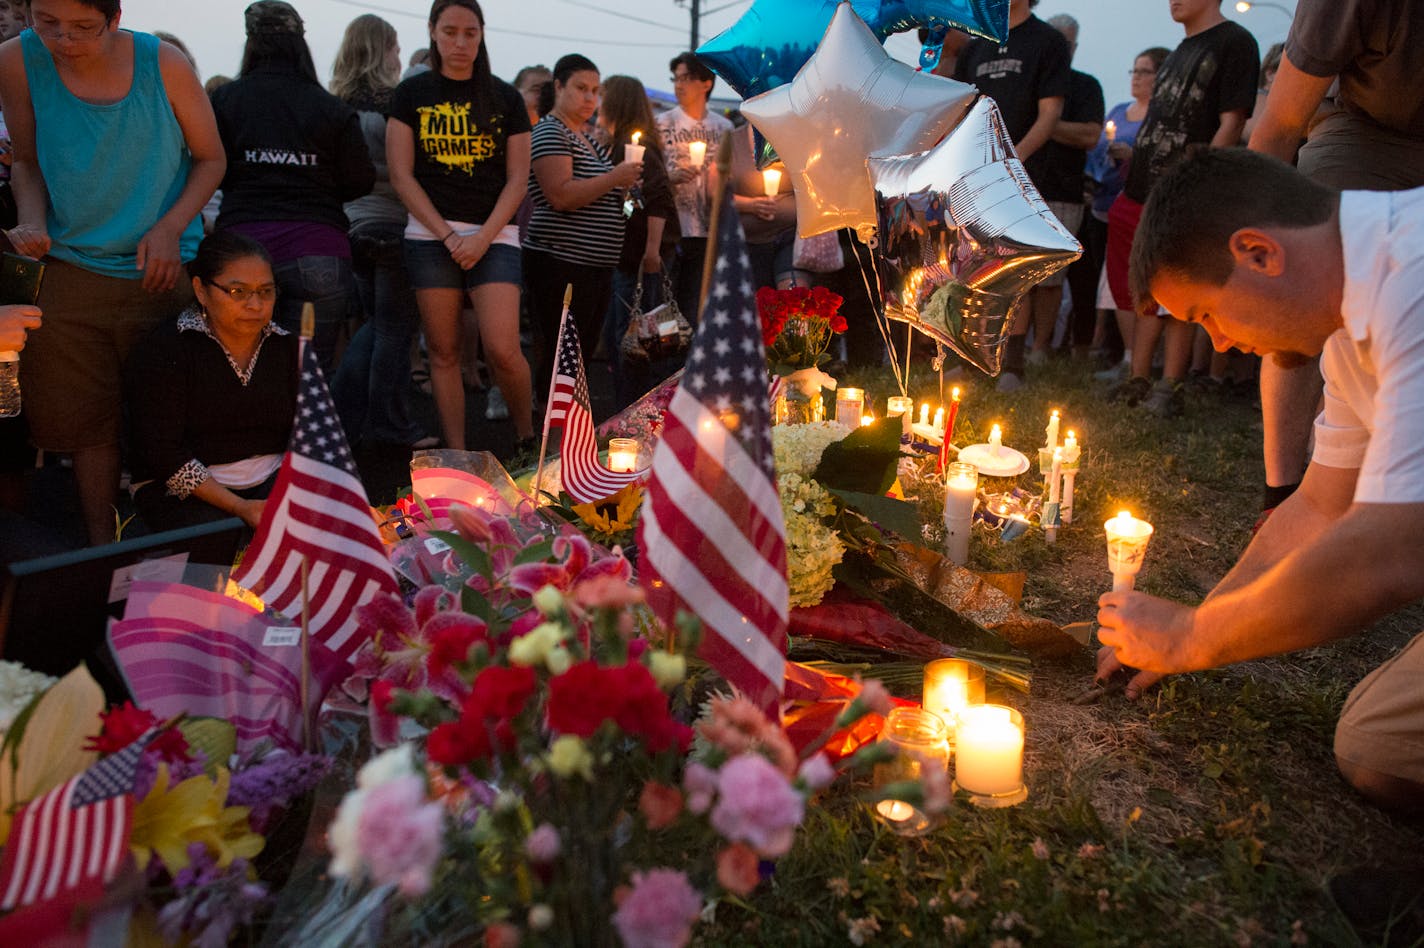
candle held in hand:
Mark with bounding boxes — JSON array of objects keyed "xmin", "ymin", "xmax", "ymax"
[
  {"xmin": 1104, "ymin": 510, "xmax": 1154, "ymax": 591},
  {"xmin": 762, "ymin": 167, "xmax": 782, "ymax": 197},
  {"xmin": 687, "ymin": 140, "xmax": 706, "ymax": 167}
]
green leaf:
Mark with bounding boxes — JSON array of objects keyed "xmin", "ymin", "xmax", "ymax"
[
  {"xmin": 179, "ymin": 717, "xmax": 237, "ymax": 775},
  {"xmin": 513, "ymin": 539, "xmax": 556, "ymax": 567},
  {"xmin": 829, "ymin": 490, "xmax": 922, "ymax": 542},
  {"xmin": 428, "ymin": 529, "xmax": 491, "ymax": 583},
  {"xmin": 813, "ymin": 421, "xmax": 904, "ymax": 495}
]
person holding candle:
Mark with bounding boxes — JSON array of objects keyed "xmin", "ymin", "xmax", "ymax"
[
  {"xmin": 728, "ymin": 122, "xmax": 802, "ymax": 292},
  {"xmin": 524, "ymin": 53, "xmax": 642, "ymax": 410},
  {"xmin": 596, "ymin": 74, "xmax": 676, "ymax": 411},
  {"xmin": 1098, "ymin": 148, "xmax": 1424, "ymax": 821},
  {"xmin": 657, "ymin": 52, "xmax": 732, "ymax": 321}
]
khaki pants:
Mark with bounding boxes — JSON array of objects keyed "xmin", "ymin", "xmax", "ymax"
[{"xmin": 1335, "ymin": 630, "xmax": 1424, "ymax": 784}]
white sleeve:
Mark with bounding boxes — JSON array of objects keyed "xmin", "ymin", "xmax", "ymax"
[
  {"xmin": 1311, "ymin": 333, "xmax": 1370, "ymax": 472},
  {"xmin": 1354, "ymin": 276, "xmax": 1424, "ymax": 503}
]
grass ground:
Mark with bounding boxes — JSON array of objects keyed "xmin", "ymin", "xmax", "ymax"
[{"xmin": 702, "ymin": 357, "xmax": 1423, "ymax": 947}]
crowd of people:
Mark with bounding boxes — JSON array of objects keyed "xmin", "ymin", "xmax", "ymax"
[{"xmin": 0, "ymin": 0, "xmax": 1421, "ymax": 930}]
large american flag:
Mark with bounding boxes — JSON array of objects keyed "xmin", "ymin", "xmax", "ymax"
[
  {"xmin": 232, "ymin": 340, "xmax": 397, "ymax": 659},
  {"xmin": 110, "ymin": 580, "xmax": 351, "ymax": 756},
  {"xmin": 544, "ymin": 308, "xmax": 645, "ymax": 503},
  {"xmin": 0, "ymin": 732, "xmax": 151, "ymax": 911},
  {"xmin": 637, "ymin": 192, "xmax": 789, "ymax": 715}
]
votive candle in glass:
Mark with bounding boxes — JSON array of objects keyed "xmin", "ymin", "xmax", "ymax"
[
  {"xmin": 953, "ymin": 704, "xmax": 1028, "ymax": 807},
  {"xmin": 922, "ymin": 658, "xmax": 986, "ymax": 733},
  {"xmin": 887, "ymin": 395, "xmax": 913, "ymax": 436},
  {"xmin": 608, "ymin": 438, "xmax": 639, "ymax": 473},
  {"xmin": 835, "ymin": 387, "xmax": 864, "ymax": 429},
  {"xmin": 872, "ymin": 707, "xmax": 950, "ymax": 836}
]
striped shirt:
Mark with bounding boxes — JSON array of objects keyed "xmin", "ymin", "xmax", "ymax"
[{"xmin": 524, "ymin": 115, "xmax": 625, "ymax": 267}]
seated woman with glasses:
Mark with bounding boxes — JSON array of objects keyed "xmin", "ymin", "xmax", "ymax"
[{"xmin": 125, "ymin": 231, "xmax": 298, "ymax": 533}]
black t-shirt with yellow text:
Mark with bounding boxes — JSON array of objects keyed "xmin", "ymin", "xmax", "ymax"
[{"xmin": 390, "ymin": 71, "xmax": 531, "ymax": 224}]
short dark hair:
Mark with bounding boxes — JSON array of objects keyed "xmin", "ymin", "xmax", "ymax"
[
  {"xmin": 1129, "ymin": 149, "xmax": 1336, "ymax": 312},
  {"xmin": 669, "ymin": 51, "xmax": 715, "ymax": 93},
  {"xmin": 539, "ymin": 53, "xmax": 597, "ymax": 116},
  {"xmin": 188, "ymin": 230, "xmax": 272, "ymax": 285},
  {"xmin": 72, "ymin": 0, "xmax": 121, "ymax": 19}
]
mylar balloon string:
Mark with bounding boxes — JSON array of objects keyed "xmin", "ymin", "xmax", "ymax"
[{"xmin": 847, "ymin": 232, "xmax": 907, "ymax": 398}]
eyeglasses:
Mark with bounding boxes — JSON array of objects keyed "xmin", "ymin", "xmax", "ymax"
[
  {"xmin": 1129, "ymin": 68, "xmax": 1157, "ymax": 77},
  {"xmin": 670, "ymin": 73, "xmax": 702, "ymax": 84},
  {"xmin": 205, "ymin": 281, "xmax": 278, "ymax": 304},
  {"xmin": 32, "ymin": 19, "xmax": 110, "ymax": 41}
]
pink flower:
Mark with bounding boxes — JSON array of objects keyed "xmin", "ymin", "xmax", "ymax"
[
  {"xmin": 683, "ymin": 762, "xmax": 717, "ymax": 815},
  {"xmin": 797, "ymin": 753, "xmax": 836, "ymax": 791},
  {"xmin": 857, "ymin": 679, "xmax": 893, "ymax": 717},
  {"xmin": 918, "ymin": 753, "xmax": 952, "ymax": 815},
  {"xmin": 525, "ymin": 823, "xmax": 561, "ymax": 864},
  {"xmin": 1031, "ymin": 837, "xmax": 1051, "ymax": 861},
  {"xmin": 611, "ymin": 868, "xmax": 702, "ymax": 948},
  {"xmin": 697, "ymin": 695, "xmax": 798, "ymax": 775},
  {"xmin": 710, "ymin": 753, "xmax": 805, "ymax": 858},
  {"xmin": 354, "ymin": 775, "xmax": 444, "ymax": 897},
  {"xmin": 715, "ymin": 843, "xmax": 760, "ymax": 897}
]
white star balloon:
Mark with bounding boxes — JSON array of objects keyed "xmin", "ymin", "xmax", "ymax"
[{"xmin": 740, "ymin": 2, "xmax": 977, "ymax": 240}]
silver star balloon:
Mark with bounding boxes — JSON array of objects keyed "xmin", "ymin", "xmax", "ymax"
[
  {"xmin": 741, "ymin": 2, "xmax": 977, "ymax": 240},
  {"xmin": 869, "ymin": 97, "xmax": 1082, "ymax": 376}
]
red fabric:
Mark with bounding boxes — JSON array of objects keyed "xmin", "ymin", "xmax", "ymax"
[
  {"xmin": 1105, "ymin": 193, "xmax": 1159, "ymax": 315},
  {"xmin": 781, "ymin": 662, "xmax": 914, "ymax": 762}
]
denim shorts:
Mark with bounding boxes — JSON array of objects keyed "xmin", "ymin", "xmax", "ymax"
[{"xmin": 404, "ymin": 238, "xmax": 522, "ymax": 292}]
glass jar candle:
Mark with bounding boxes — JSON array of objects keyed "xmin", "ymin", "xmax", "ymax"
[{"xmin": 872, "ymin": 707, "xmax": 950, "ymax": 836}]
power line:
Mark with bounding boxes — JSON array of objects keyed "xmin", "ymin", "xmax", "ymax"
[
  {"xmin": 552, "ymin": 0, "xmax": 685, "ymax": 33},
  {"xmin": 320, "ymin": 0, "xmax": 681, "ymax": 48}
]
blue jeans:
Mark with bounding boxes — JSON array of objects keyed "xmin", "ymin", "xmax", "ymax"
[
  {"xmin": 333, "ymin": 225, "xmax": 422, "ymax": 445},
  {"xmin": 272, "ymin": 254, "xmax": 355, "ymax": 376}
]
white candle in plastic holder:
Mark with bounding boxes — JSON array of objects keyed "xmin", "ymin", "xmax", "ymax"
[
  {"xmin": 887, "ymin": 395, "xmax": 913, "ymax": 436},
  {"xmin": 1104, "ymin": 510, "xmax": 1154, "ymax": 591},
  {"xmin": 942, "ymin": 461, "xmax": 977, "ymax": 566},
  {"xmin": 954, "ymin": 704, "xmax": 1027, "ymax": 806},
  {"xmin": 762, "ymin": 167, "xmax": 782, "ymax": 197},
  {"xmin": 835, "ymin": 387, "xmax": 864, "ymax": 429},
  {"xmin": 607, "ymin": 438, "xmax": 639, "ymax": 473},
  {"xmin": 687, "ymin": 140, "xmax": 706, "ymax": 168}
]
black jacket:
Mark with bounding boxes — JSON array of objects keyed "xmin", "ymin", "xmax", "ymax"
[{"xmin": 211, "ymin": 64, "xmax": 376, "ymax": 230}]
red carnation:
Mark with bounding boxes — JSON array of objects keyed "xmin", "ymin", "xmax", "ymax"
[
  {"xmin": 86, "ymin": 702, "xmax": 191, "ymax": 763},
  {"xmin": 425, "ymin": 612, "xmax": 489, "ymax": 678},
  {"xmin": 466, "ymin": 665, "xmax": 537, "ymax": 721},
  {"xmin": 427, "ymin": 719, "xmax": 490, "ymax": 767},
  {"xmin": 546, "ymin": 661, "xmax": 617, "ymax": 737}
]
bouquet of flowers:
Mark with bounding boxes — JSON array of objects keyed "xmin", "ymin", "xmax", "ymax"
[
  {"xmin": 757, "ymin": 285, "xmax": 846, "ymax": 376},
  {"xmin": 296, "ymin": 500, "xmax": 923, "ymax": 947}
]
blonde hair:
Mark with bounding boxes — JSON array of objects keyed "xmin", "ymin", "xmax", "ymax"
[{"xmin": 330, "ymin": 14, "xmax": 399, "ymax": 101}]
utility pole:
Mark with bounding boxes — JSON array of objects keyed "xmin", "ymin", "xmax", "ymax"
[{"xmin": 690, "ymin": 0, "xmax": 701, "ymax": 51}]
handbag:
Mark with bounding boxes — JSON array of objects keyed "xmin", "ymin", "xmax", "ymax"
[
  {"xmin": 621, "ymin": 274, "xmax": 692, "ymax": 365},
  {"xmin": 792, "ymin": 230, "xmax": 845, "ymax": 273}
]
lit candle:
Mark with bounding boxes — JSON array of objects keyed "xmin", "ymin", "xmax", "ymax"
[
  {"xmin": 989, "ymin": 424, "xmax": 1003, "ymax": 457},
  {"xmin": 1045, "ymin": 448, "xmax": 1063, "ymax": 545},
  {"xmin": 835, "ymin": 387, "xmax": 864, "ymax": 429},
  {"xmin": 624, "ymin": 131, "xmax": 645, "ymax": 166},
  {"xmin": 1104, "ymin": 510, "xmax": 1154, "ymax": 592},
  {"xmin": 607, "ymin": 438, "xmax": 639, "ymax": 473},
  {"xmin": 861, "ymin": 413, "xmax": 874, "ymax": 427},
  {"xmin": 762, "ymin": 167, "xmax": 782, "ymax": 197},
  {"xmin": 687, "ymin": 140, "xmax": 706, "ymax": 168},
  {"xmin": 942, "ymin": 461, "xmax": 977, "ymax": 566},
  {"xmin": 919, "ymin": 403, "xmax": 930, "ymax": 428},
  {"xmin": 932, "ymin": 406, "xmax": 945, "ymax": 434},
  {"xmin": 875, "ymin": 800, "xmax": 915, "ymax": 822},
  {"xmin": 1062, "ymin": 430, "xmax": 1080, "ymax": 465},
  {"xmin": 1105, "ymin": 119, "xmax": 1117, "ymax": 142},
  {"xmin": 922, "ymin": 658, "xmax": 985, "ymax": 732},
  {"xmin": 954, "ymin": 704, "xmax": 1027, "ymax": 805},
  {"xmin": 886, "ymin": 395, "xmax": 913, "ymax": 436},
  {"xmin": 1045, "ymin": 409, "xmax": 1060, "ymax": 451},
  {"xmin": 872, "ymin": 707, "xmax": 949, "ymax": 835}
]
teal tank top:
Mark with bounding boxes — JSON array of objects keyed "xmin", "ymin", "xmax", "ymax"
[{"xmin": 20, "ymin": 29, "xmax": 202, "ymax": 279}]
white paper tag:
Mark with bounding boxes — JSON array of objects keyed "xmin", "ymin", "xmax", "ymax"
[
  {"xmin": 657, "ymin": 319, "xmax": 679, "ymax": 336},
  {"xmin": 108, "ymin": 553, "xmax": 189, "ymax": 604},
  {"xmin": 263, "ymin": 626, "xmax": 302, "ymax": 647},
  {"xmin": 425, "ymin": 537, "xmax": 451, "ymax": 555}
]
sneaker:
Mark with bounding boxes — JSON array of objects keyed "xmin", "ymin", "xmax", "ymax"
[
  {"xmin": 1094, "ymin": 361, "xmax": 1130, "ymax": 382},
  {"xmin": 485, "ymin": 386, "xmax": 510, "ymax": 420},
  {"xmin": 1108, "ymin": 375, "xmax": 1152, "ymax": 405},
  {"xmin": 1025, "ymin": 349, "xmax": 1050, "ymax": 368},
  {"xmin": 995, "ymin": 371, "xmax": 1024, "ymax": 393},
  {"xmin": 1142, "ymin": 378, "xmax": 1186, "ymax": 418}
]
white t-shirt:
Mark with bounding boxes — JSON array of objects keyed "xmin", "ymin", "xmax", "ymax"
[
  {"xmin": 656, "ymin": 105, "xmax": 733, "ymax": 239},
  {"xmin": 1312, "ymin": 187, "xmax": 1424, "ymax": 503}
]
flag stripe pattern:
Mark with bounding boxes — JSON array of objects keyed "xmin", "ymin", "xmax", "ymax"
[
  {"xmin": 545, "ymin": 314, "xmax": 645, "ymax": 503},
  {"xmin": 232, "ymin": 340, "xmax": 397, "ymax": 659},
  {"xmin": 637, "ymin": 192, "xmax": 789, "ymax": 714},
  {"xmin": 110, "ymin": 581, "xmax": 351, "ymax": 755},
  {"xmin": 0, "ymin": 732, "xmax": 151, "ymax": 910},
  {"xmin": 410, "ymin": 468, "xmax": 513, "ymax": 523}
]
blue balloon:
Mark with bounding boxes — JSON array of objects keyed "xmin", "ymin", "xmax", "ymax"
[
  {"xmin": 891, "ymin": 0, "xmax": 1010, "ymax": 43},
  {"xmin": 697, "ymin": 0, "xmax": 900, "ymax": 101}
]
